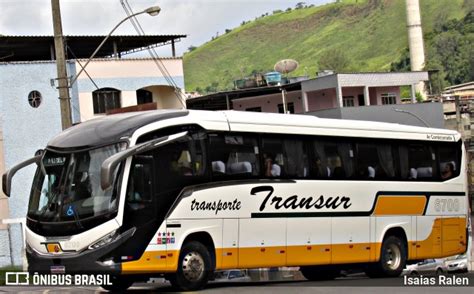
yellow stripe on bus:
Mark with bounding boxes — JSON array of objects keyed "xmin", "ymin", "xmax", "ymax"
[
  {"xmin": 373, "ymin": 195, "xmax": 426, "ymax": 215},
  {"xmin": 121, "ymin": 217, "xmax": 467, "ymax": 274}
]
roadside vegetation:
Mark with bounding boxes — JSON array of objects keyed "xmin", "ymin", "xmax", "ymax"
[{"xmin": 184, "ymin": 0, "xmax": 472, "ymax": 94}]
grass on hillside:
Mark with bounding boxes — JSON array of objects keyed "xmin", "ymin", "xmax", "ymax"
[{"xmin": 184, "ymin": 0, "xmax": 468, "ymax": 92}]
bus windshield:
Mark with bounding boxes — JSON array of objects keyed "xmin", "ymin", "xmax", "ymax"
[{"xmin": 28, "ymin": 144, "xmax": 123, "ymax": 222}]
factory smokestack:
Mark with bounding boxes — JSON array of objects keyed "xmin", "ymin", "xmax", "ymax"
[{"xmin": 405, "ymin": 0, "xmax": 426, "ymax": 99}]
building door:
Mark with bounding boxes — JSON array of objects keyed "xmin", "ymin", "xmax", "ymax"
[{"xmin": 358, "ymin": 94, "xmax": 365, "ymax": 106}]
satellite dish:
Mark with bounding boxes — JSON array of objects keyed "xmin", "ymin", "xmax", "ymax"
[{"xmin": 274, "ymin": 59, "xmax": 299, "ymax": 74}]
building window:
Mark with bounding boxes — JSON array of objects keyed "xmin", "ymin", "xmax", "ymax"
[
  {"xmin": 343, "ymin": 96, "xmax": 355, "ymax": 107},
  {"xmin": 278, "ymin": 102, "xmax": 295, "ymax": 114},
  {"xmin": 137, "ymin": 89, "xmax": 153, "ymax": 105},
  {"xmin": 92, "ymin": 88, "xmax": 121, "ymax": 114},
  {"xmin": 28, "ymin": 91, "xmax": 42, "ymax": 108},
  {"xmin": 246, "ymin": 107, "xmax": 262, "ymax": 112},
  {"xmin": 381, "ymin": 93, "xmax": 397, "ymax": 105}
]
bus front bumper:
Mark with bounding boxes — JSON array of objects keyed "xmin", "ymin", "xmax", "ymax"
[{"xmin": 26, "ymin": 227, "xmax": 135, "ymax": 275}]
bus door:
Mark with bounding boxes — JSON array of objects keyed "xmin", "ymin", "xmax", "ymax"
[{"xmin": 119, "ymin": 154, "xmax": 161, "ymax": 266}]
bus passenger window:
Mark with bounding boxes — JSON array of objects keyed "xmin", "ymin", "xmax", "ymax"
[
  {"xmin": 261, "ymin": 137, "xmax": 308, "ymax": 178},
  {"xmin": 209, "ymin": 133, "xmax": 260, "ymax": 178},
  {"xmin": 439, "ymin": 144, "xmax": 459, "ymax": 180},
  {"xmin": 312, "ymin": 140, "xmax": 354, "ymax": 180},
  {"xmin": 399, "ymin": 144, "xmax": 436, "ymax": 180},
  {"xmin": 356, "ymin": 142, "xmax": 395, "ymax": 180},
  {"xmin": 155, "ymin": 132, "xmax": 208, "ymax": 191},
  {"xmin": 126, "ymin": 155, "xmax": 153, "ymax": 210}
]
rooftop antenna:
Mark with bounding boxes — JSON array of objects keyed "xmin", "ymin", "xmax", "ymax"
[
  {"xmin": 274, "ymin": 59, "xmax": 299, "ymax": 114},
  {"xmin": 274, "ymin": 59, "xmax": 299, "ymax": 77}
]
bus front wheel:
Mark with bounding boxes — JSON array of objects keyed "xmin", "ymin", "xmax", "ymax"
[
  {"xmin": 169, "ymin": 241, "xmax": 212, "ymax": 291},
  {"xmin": 101, "ymin": 275, "xmax": 134, "ymax": 292},
  {"xmin": 366, "ymin": 235, "xmax": 407, "ymax": 278}
]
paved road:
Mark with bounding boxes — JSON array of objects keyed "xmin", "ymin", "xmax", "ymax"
[{"xmin": 1, "ymin": 274, "xmax": 472, "ymax": 293}]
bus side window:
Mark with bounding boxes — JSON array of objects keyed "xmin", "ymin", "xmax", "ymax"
[
  {"xmin": 126, "ymin": 154, "xmax": 153, "ymax": 210},
  {"xmin": 356, "ymin": 142, "xmax": 396, "ymax": 180},
  {"xmin": 312, "ymin": 139, "xmax": 354, "ymax": 180},
  {"xmin": 399, "ymin": 143, "xmax": 436, "ymax": 180},
  {"xmin": 439, "ymin": 144, "xmax": 459, "ymax": 180},
  {"xmin": 261, "ymin": 136, "xmax": 308, "ymax": 178},
  {"xmin": 208, "ymin": 133, "xmax": 260, "ymax": 178},
  {"xmin": 155, "ymin": 132, "xmax": 208, "ymax": 190}
]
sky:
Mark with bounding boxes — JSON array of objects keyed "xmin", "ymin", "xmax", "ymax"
[{"xmin": 0, "ymin": 0, "xmax": 333, "ymax": 57}]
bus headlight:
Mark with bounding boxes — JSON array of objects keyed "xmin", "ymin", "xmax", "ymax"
[{"xmin": 88, "ymin": 230, "xmax": 118, "ymax": 250}]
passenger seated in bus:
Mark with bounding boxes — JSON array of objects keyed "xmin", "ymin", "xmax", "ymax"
[
  {"xmin": 314, "ymin": 157, "xmax": 330, "ymax": 178},
  {"xmin": 170, "ymin": 149, "xmax": 193, "ymax": 176},
  {"xmin": 331, "ymin": 156, "xmax": 345, "ymax": 179},
  {"xmin": 228, "ymin": 161, "xmax": 252, "ymax": 175},
  {"xmin": 263, "ymin": 153, "xmax": 281, "ymax": 177},
  {"xmin": 416, "ymin": 167, "xmax": 432, "ymax": 178},
  {"xmin": 212, "ymin": 161, "xmax": 226, "ymax": 174},
  {"xmin": 367, "ymin": 166, "xmax": 375, "ymax": 179},
  {"xmin": 441, "ymin": 162, "xmax": 455, "ymax": 180},
  {"xmin": 409, "ymin": 168, "xmax": 417, "ymax": 179}
]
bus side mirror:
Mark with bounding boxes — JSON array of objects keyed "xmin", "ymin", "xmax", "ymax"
[
  {"xmin": 2, "ymin": 154, "xmax": 42, "ymax": 197},
  {"xmin": 100, "ymin": 131, "xmax": 188, "ymax": 190}
]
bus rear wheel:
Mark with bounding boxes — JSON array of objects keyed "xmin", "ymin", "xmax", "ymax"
[
  {"xmin": 300, "ymin": 266, "xmax": 340, "ymax": 281},
  {"xmin": 169, "ymin": 241, "xmax": 212, "ymax": 291},
  {"xmin": 366, "ymin": 235, "xmax": 406, "ymax": 278}
]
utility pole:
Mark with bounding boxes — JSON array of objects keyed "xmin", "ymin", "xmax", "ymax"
[{"xmin": 51, "ymin": 0, "xmax": 72, "ymax": 129}]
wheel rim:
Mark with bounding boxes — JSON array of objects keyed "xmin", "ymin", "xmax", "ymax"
[
  {"xmin": 384, "ymin": 243, "xmax": 401, "ymax": 270},
  {"xmin": 181, "ymin": 251, "xmax": 205, "ymax": 282}
]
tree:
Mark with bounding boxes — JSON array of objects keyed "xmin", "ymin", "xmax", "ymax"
[
  {"xmin": 295, "ymin": 2, "xmax": 306, "ymax": 9},
  {"xmin": 318, "ymin": 49, "xmax": 353, "ymax": 72},
  {"xmin": 204, "ymin": 81, "xmax": 220, "ymax": 93},
  {"xmin": 392, "ymin": 10, "xmax": 474, "ymax": 93},
  {"xmin": 188, "ymin": 45, "xmax": 197, "ymax": 52}
]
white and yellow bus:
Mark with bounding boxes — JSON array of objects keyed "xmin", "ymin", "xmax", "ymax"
[{"xmin": 2, "ymin": 110, "xmax": 469, "ymax": 291}]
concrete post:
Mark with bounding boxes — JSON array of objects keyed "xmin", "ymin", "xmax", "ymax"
[
  {"xmin": 336, "ymin": 83, "xmax": 343, "ymax": 108},
  {"xmin": 406, "ymin": 0, "xmax": 427, "ymax": 99},
  {"xmin": 51, "ymin": 0, "xmax": 73, "ymax": 130},
  {"xmin": 364, "ymin": 86, "xmax": 370, "ymax": 106},
  {"xmin": 411, "ymin": 84, "xmax": 417, "ymax": 103},
  {"xmin": 281, "ymin": 89, "xmax": 288, "ymax": 113},
  {"xmin": 225, "ymin": 94, "xmax": 230, "ymax": 110},
  {"xmin": 455, "ymin": 95, "xmax": 461, "ymax": 133},
  {"xmin": 302, "ymin": 91, "xmax": 309, "ymax": 113}
]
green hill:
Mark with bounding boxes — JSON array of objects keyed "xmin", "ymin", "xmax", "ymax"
[{"xmin": 183, "ymin": 0, "xmax": 472, "ymax": 93}]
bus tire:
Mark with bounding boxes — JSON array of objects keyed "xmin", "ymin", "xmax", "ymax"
[
  {"xmin": 169, "ymin": 241, "xmax": 212, "ymax": 291},
  {"xmin": 300, "ymin": 266, "xmax": 340, "ymax": 281},
  {"xmin": 101, "ymin": 275, "xmax": 134, "ymax": 292},
  {"xmin": 367, "ymin": 235, "xmax": 407, "ymax": 278}
]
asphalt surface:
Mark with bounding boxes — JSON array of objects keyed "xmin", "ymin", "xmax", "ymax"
[{"xmin": 0, "ymin": 273, "xmax": 472, "ymax": 293}]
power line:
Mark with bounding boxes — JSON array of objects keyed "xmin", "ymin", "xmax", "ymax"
[
  {"xmin": 66, "ymin": 45, "xmax": 96, "ymax": 123},
  {"xmin": 119, "ymin": 0, "xmax": 186, "ymax": 108}
]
